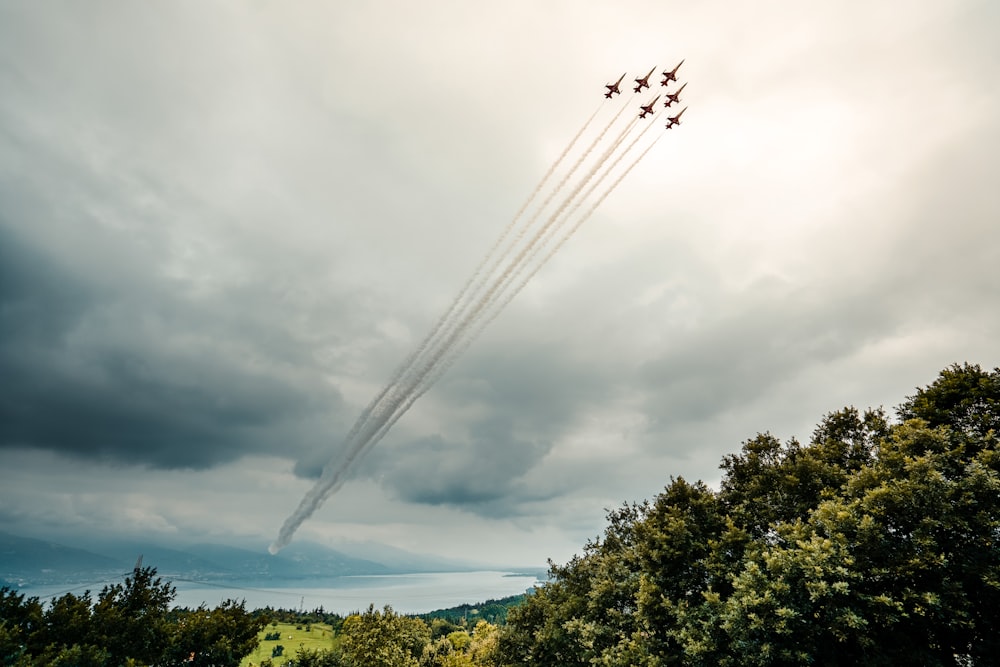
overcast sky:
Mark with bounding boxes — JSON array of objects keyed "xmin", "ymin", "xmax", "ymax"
[{"xmin": 2, "ymin": 0, "xmax": 998, "ymax": 567}]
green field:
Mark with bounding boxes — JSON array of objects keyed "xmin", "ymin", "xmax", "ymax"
[{"xmin": 240, "ymin": 621, "xmax": 337, "ymax": 667}]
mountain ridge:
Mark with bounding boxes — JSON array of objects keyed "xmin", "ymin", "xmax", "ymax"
[{"xmin": 0, "ymin": 531, "xmax": 483, "ymax": 588}]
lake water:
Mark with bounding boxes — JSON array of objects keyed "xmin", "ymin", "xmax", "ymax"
[
  {"xmin": 177, "ymin": 571, "xmax": 544, "ymax": 614},
  {"xmin": 20, "ymin": 571, "xmax": 543, "ymax": 615}
]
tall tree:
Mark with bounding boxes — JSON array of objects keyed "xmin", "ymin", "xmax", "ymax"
[
  {"xmin": 165, "ymin": 600, "xmax": 264, "ymax": 666},
  {"xmin": 91, "ymin": 566, "xmax": 175, "ymax": 666},
  {"xmin": 0, "ymin": 587, "xmax": 42, "ymax": 666}
]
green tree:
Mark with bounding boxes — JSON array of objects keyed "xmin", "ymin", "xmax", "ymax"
[
  {"xmin": 501, "ymin": 502, "xmax": 649, "ymax": 666},
  {"xmin": 339, "ymin": 605, "xmax": 429, "ymax": 667},
  {"xmin": 420, "ymin": 622, "xmax": 499, "ymax": 667},
  {"xmin": 720, "ymin": 407, "xmax": 887, "ymax": 539},
  {"xmin": 634, "ymin": 478, "xmax": 733, "ymax": 665},
  {"xmin": 421, "ymin": 636, "xmax": 457, "ymax": 666},
  {"xmin": 35, "ymin": 642, "xmax": 110, "ymax": 667},
  {"xmin": 164, "ymin": 599, "xmax": 264, "ymax": 666},
  {"xmin": 428, "ymin": 617, "xmax": 463, "ymax": 640},
  {"xmin": 702, "ymin": 418, "xmax": 1000, "ymax": 665},
  {"xmin": 500, "ymin": 363, "xmax": 1000, "ymax": 665},
  {"xmin": 286, "ymin": 645, "xmax": 342, "ymax": 666},
  {"xmin": 91, "ymin": 566, "xmax": 175, "ymax": 666},
  {"xmin": 31, "ymin": 591, "xmax": 108, "ymax": 667},
  {"xmin": 2, "ymin": 568, "xmax": 266, "ymax": 666},
  {"xmin": 0, "ymin": 587, "xmax": 43, "ymax": 665},
  {"xmin": 898, "ymin": 362, "xmax": 1000, "ymax": 439},
  {"xmin": 466, "ymin": 621, "xmax": 500, "ymax": 666}
]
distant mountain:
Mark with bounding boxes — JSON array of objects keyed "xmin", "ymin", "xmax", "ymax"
[
  {"xmin": 323, "ymin": 539, "xmax": 480, "ymax": 573},
  {"xmin": 0, "ymin": 532, "xmax": 126, "ymax": 587},
  {"xmin": 73, "ymin": 538, "xmax": 237, "ymax": 579},
  {"xmin": 0, "ymin": 532, "xmax": 483, "ymax": 588},
  {"xmin": 183, "ymin": 542, "xmax": 391, "ymax": 580}
]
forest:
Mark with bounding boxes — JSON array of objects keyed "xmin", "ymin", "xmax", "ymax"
[
  {"xmin": 499, "ymin": 363, "xmax": 1000, "ymax": 665},
  {"xmin": 2, "ymin": 363, "xmax": 997, "ymax": 666}
]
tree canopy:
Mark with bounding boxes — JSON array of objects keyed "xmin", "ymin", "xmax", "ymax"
[
  {"xmin": 500, "ymin": 363, "xmax": 1000, "ymax": 666},
  {"xmin": 0, "ymin": 566, "xmax": 264, "ymax": 666}
]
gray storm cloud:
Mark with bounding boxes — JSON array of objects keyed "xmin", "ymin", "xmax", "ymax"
[
  {"xmin": 0, "ymin": 223, "xmax": 347, "ymax": 469},
  {"xmin": 3, "ymin": 0, "xmax": 997, "ymax": 567}
]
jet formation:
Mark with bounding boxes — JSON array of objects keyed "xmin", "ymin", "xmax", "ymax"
[{"xmin": 606, "ymin": 59, "xmax": 688, "ymax": 129}]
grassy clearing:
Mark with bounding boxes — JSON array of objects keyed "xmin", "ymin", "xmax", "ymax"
[{"xmin": 240, "ymin": 621, "xmax": 336, "ymax": 667}]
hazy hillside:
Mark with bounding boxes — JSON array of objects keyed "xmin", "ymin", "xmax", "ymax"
[
  {"xmin": 0, "ymin": 532, "xmax": 481, "ymax": 588},
  {"xmin": 183, "ymin": 541, "xmax": 391, "ymax": 580},
  {"xmin": 0, "ymin": 532, "xmax": 126, "ymax": 586}
]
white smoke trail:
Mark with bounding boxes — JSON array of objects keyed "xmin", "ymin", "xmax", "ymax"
[
  {"xmin": 360, "ymin": 115, "xmax": 645, "ymax": 436},
  {"xmin": 356, "ymin": 105, "xmax": 621, "ymax": 442},
  {"xmin": 416, "ymin": 117, "xmax": 658, "ymax": 396},
  {"xmin": 334, "ymin": 103, "xmax": 605, "ymax": 451},
  {"xmin": 431, "ymin": 102, "xmax": 603, "ymax": 351},
  {"xmin": 357, "ymin": 125, "xmax": 665, "ymax": 464},
  {"xmin": 296, "ymin": 112, "xmax": 649, "ymax": 517},
  {"xmin": 488, "ymin": 103, "xmax": 603, "ymax": 266},
  {"xmin": 473, "ymin": 116, "xmax": 641, "ymax": 321},
  {"xmin": 507, "ymin": 122, "xmax": 665, "ymax": 309},
  {"xmin": 424, "ymin": 98, "xmax": 632, "ymax": 378},
  {"xmin": 270, "ymin": 97, "xmax": 665, "ymax": 554},
  {"xmin": 269, "ymin": 103, "xmax": 619, "ymax": 554},
  {"xmin": 325, "ymin": 108, "xmax": 641, "ymax": 476},
  {"xmin": 502, "ymin": 98, "xmax": 631, "ymax": 256},
  {"xmin": 353, "ymin": 102, "xmax": 633, "ymax": 438},
  {"xmin": 457, "ymin": 115, "xmax": 641, "ymax": 331}
]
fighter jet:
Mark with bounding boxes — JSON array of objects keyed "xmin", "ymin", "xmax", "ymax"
[
  {"xmin": 660, "ymin": 60, "xmax": 685, "ymax": 86},
  {"xmin": 604, "ymin": 73, "xmax": 626, "ymax": 98},
  {"xmin": 665, "ymin": 107, "xmax": 687, "ymax": 129},
  {"xmin": 633, "ymin": 67, "xmax": 656, "ymax": 93},
  {"xmin": 639, "ymin": 96, "xmax": 661, "ymax": 118},
  {"xmin": 662, "ymin": 82, "xmax": 687, "ymax": 108}
]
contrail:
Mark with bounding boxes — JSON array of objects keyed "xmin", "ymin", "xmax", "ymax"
[
  {"xmin": 364, "ymin": 104, "xmax": 616, "ymax": 434},
  {"xmin": 503, "ymin": 103, "xmax": 603, "ymax": 246},
  {"xmin": 442, "ymin": 102, "xmax": 603, "ymax": 336},
  {"xmin": 471, "ymin": 115, "xmax": 642, "ymax": 323},
  {"xmin": 356, "ymin": 113, "xmax": 645, "ymax": 443},
  {"xmin": 296, "ymin": 112, "xmax": 647, "ymax": 513},
  {"xmin": 516, "ymin": 114, "xmax": 659, "ymax": 287},
  {"xmin": 336, "ymin": 102, "xmax": 605, "ymax": 448},
  {"xmin": 274, "ymin": 108, "xmax": 646, "ymax": 554},
  {"xmin": 506, "ymin": 121, "xmax": 665, "ymax": 312},
  {"xmin": 404, "ymin": 102, "xmax": 614, "ymax": 382},
  {"xmin": 269, "ymin": 102, "xmax": 618, "ymax": 554},
  {"xmin": 508, "ymin": 98, "xmax": 631, "ymax": 252},
  {"xmin": 461, "ymin": 114, "xmax": 641, "ymax": 331},
  {"xmin": 271, "ymin": 92, "xmax": 674, "ymax": 554},
  {"xmin": 363, "ymin": 102, "xmax": 635, "ymax": 429},
  {"xmin": 349, "ymin": 123, "xmax": 664, "ymax": 472},
  {"xmin": 422, "ymin": 117, "xmax": 658, "ymax": 393},
  {"xmin": 459, "ymin": 113, "xmax": 661, "ymax": 366},
  {"xmin": 431, "ymin": 98, "xmax": 632, "ymax": 367}
]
